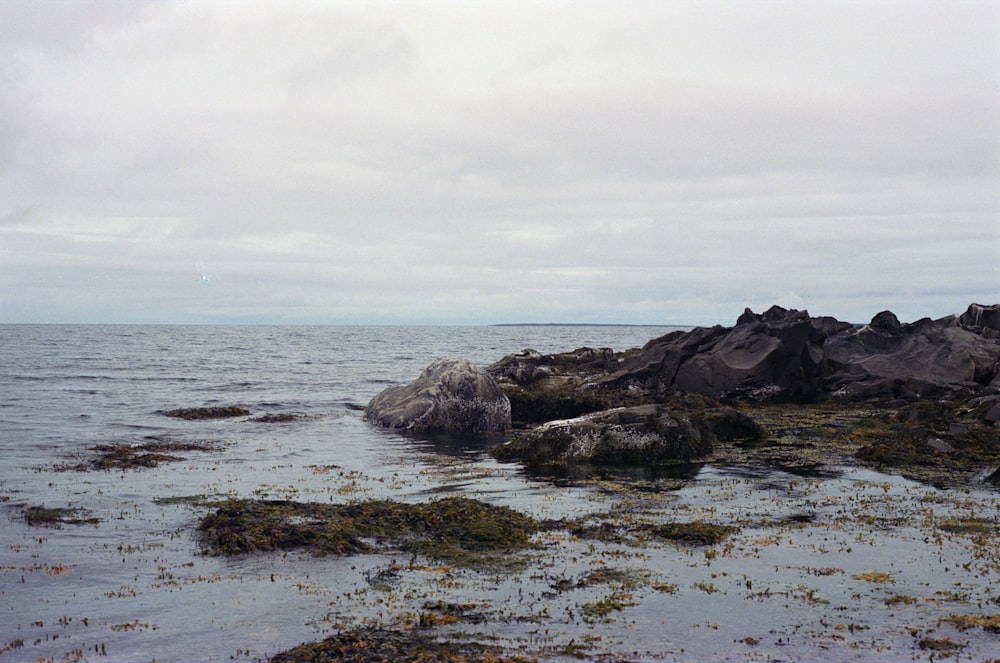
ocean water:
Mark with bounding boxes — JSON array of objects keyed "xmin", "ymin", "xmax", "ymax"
[{"xmin": 2, "ymin": 325, "xmax": 998, "ymax": 662}]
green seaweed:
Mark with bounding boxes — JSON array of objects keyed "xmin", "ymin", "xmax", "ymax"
[
  {"xmin": 269, "ymin": 626, "xmax": 533, "ymax": 663},
  {"xmin": 196, "ymin": 496, "xmax": 541, "ymax": 568}
]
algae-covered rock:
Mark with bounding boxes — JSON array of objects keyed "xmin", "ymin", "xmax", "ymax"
[
  {"xmin": 493, "ymin": 400, "xmax": 764, "ymax": 468},
  {"xmin": 365, "ymin": 357, "xmax": 511, "ymax": 433}
]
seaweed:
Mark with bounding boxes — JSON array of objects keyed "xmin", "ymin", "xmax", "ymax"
[
  {"xmin": 943, "ymin": 614, "xmax": 1000, "ymax": 633},
  {"xmin": 249, "ymin": 412, "xmax": 300, "ymax": 423},
  {"xmin": 269, "ymin": 626, "xmax": 533, "ymax": 663},
  {"xmin": 60, "ymin": 438, "xmax": 222, "ymax": 471},
  {"xmin": 24, "ymin": 505, "xmax": 99, "ymax": 527},
  {"xmin": 162, "ymin": 405, "xmax": 249, "ymax": 420},
  {"xmin": 647, "ymin": 521, "xmax": 736, "ymax": 546},
  {"xmin": 196, "ymin": 496, "xmax": 541, "ymax": 568}
]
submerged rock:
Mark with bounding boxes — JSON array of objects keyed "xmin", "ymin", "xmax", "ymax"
[{"xmin": 365, "ymin": 357, "xmax": 511, "ymax": 433}]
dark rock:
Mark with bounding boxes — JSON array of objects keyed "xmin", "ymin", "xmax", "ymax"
[
  {"xmin": 869, "ymin": 310, "xmax": 901, "ymax": 333},
  {"xmin": 365, "ymin": 357, "xmax": 510, "ymax": 433},
  {"xmin": 595, "ymin": 304, "xmax": 1000, "ymax": 403},
  {"xmin": 986, "ymin": 403, "xmax": 1000, "ymax": 425},
  {"xmin": 493, "ymin": 404, "xmax": 712, "ymax": 467},
  {"xmin": 601, "ymin": 307, "xmax": 852, "ymax": 402},
  {"xmin": 959, "ymin": 303, "xmax": 1000, "ymax": 332},
  {"xmin": 823, "ymin": 309, "xmax": 1000, "ymax": 397},
  {"xmin": 492, "ymin": 398, "xmax": 763, "ymax": 468}
]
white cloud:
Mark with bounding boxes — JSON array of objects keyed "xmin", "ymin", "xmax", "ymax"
[{"xmin": 1, "ymin": 0, "xmax": 997, "ymax": 325}]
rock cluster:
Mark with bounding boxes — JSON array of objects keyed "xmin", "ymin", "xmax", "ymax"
[
  {"xmin": 365, "ymin": 304, "xmax": 1000, "ymax": 474},
  {"xmin": 603, "ymin": 303, "xmax": 1000, "ymax": 402}
]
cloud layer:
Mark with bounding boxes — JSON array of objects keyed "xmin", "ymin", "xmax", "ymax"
[{"xmin": 2, "ymin": 1, "xmax": 998, "ymax": 324}]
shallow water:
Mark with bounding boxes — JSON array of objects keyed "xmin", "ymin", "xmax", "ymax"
[{"xmin": 1, "ymin": 325, "xmax": 998, "ymax": 662}]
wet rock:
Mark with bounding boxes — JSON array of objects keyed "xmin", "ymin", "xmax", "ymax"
[
  {"xmin": 365, "ymin": 357, "xmax": 511, "ymax": 433},
  {"xmin": 487, "ymin": 347, "xmax": 637, "ymax": 424},
  {"xmin": 493, "ymin": 399, "xmax": 763, "ymax": 468}
]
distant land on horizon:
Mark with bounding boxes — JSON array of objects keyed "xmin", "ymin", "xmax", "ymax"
[{"xmin": 492, "ymin": 322, "xmax": 690, "ymax": 328}]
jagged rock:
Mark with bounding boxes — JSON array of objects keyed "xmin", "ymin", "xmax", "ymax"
[
  {"xmin": 823, "ymin": 309, "xmax": 1000, "ymax": 398},
  {"xmin": 600, "ymin": 306, "xmax": 853, "ymax": 401},
  {"xmin": 492, "ymin": 400, "xmax": 764, "ymax": 468},
  {"xmin": 959, "ymin": 303, "xmax": 1000, "ymax": 332},
  {"xmin": 597, "ymin": 304, "xmax": 1000, "ymax": 402},
  {"xmin": 365, "ymin": 358, "xmax": 510, "ymax": 433}
]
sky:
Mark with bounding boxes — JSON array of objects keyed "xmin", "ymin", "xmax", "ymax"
[{"xmin": 1, "ymin": 1, "xmax": 998, "ymax": 326}]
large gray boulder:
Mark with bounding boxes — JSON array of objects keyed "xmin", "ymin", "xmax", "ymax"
[{"xmin": 365, "ymin": 357, "xmax": 511, "ymax": 433}]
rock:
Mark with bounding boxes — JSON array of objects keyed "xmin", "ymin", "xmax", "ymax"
[
  {"xmin": 365, "ymin": 358, "xmax": 511, "ymax": 433},
  {"xmin": 487, "ymin": 347, "xmax": 634, "ymax": 424},
  {"xmin": 598, "ymin": 304, "xmax": 1000, "ymax": 403},
  {"xmin": 959, "ymin": 303, "xmax": 1000, "ymax": 332},
  {"xmin": 492, "ymin": 399, "xmax": 764, "ymax": 468},
  {"xmin": 984, "ymin": 400, "xmax": 1000, "ymax": 425},
  {"xmin": 484, "ymin": 304, "xmax": 1000, "ymax": 413},
  {"xmin": 601, "ymin": 306, "xmax": 852, "ymax": 402},
  {"xmin": 823, "ymin": 309, "xmax": 1000, "ymax": 398}
]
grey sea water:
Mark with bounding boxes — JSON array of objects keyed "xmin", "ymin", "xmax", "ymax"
[{"xmin": 2, "ymin": 324, "xmax": 998, "ymax": 662}]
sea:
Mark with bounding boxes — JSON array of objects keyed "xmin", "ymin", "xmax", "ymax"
[{"xmin": 2, "ymin": 324, "xmax": 998, "ymax": 662}]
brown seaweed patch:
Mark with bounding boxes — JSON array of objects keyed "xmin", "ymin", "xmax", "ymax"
[
  {"xmin": 60, "ymin": 438, "xmax": 222, "ymax": 471},
  {"xmin": 196, "ymin": 496, "xmax": 541, "ymax": 567},
  {"xmin": 942, "ymin": 614, "xmax": 1000, "ymax": 633},
  {"xmin": 647, "ymin": 521, "xmax": 737, "ymax": 546},
  {"xmin": 917, "ymin": 636, "xmax": 965, "ymax": 652},
  {"xmin": 163, "ymin": 405, "xmax": 249, "ymax": 420},
  {"xmin": 24, "ymin": 505, "xmax": 99, "ymax": 527},
  {"xmin": 848, "ymin": 401, "xmax": 1000, "ymax": 486},
  {"xmin": 269, "ymin": 626, "xmax": 533, "ymax": 663},
  {"xmin": 249, "ymin": 412, "xmax": 301, "ymax": 423}
]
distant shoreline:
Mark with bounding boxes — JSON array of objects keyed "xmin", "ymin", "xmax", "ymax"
[{"xmin": 491, "ymin": 323, "xmax": 687, "ymax": 328}]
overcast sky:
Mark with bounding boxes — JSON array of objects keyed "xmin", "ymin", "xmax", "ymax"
[{"xmin": 1, "ymin": 1, "xmax": 997, "ymax": 325}]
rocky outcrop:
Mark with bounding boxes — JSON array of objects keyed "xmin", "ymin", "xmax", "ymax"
[
  {"xmin": 597, "ymin": 304, "xmax": 1000, "ymax": 402},
  {"xmin": 365, "ymin": 357, "xmax": 511, "ymax": 433},
  {"xmin": 493, "ymin": 398, "xmax": 764, "ymax": 468},
  {"xmin": 822, "ymin": 305, "xmax": 1000, "ymax": 398}
]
